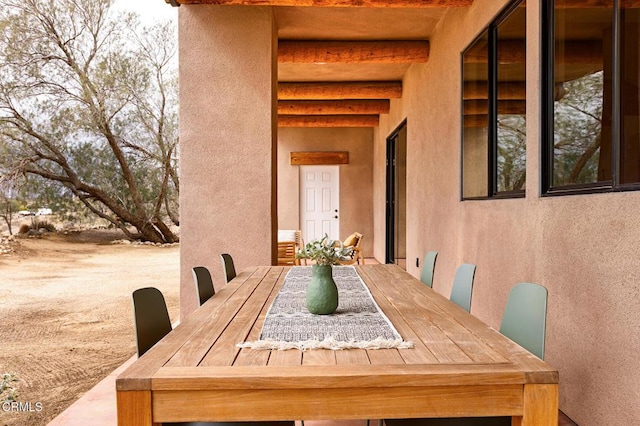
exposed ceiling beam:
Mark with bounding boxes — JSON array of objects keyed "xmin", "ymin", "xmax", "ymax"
[
  {"xmin": 463, "ymin": 82, "xmax": 526, "ymax": 100},
  {"xmin": 169, "ymin": 0, "xmax": 474, "ymax": 7},
  {"xmin": 464, "ymin": 40, "xmax": 603, "ymax": 65},
  {"xmin": 278, "ymin": 81, "xmax": 402, "ymax": 100},
  {"xmin": 279, "ymin": 40, "xmax": 429, "ymax": 64},
  {"xmin": 463, "ymin": 101, "xmax": 530, "ymax": 127},
  {"xmin": 463, "ymin": 100, "xmax": 527, "ymax": 115},
  {"xmin": 279, "ymin": 100, "xmax": 390, "ymax": 115},
  {"xmin": 278, "ymin": 114, "xmax": 379, "ymax": 127},
  {"xmin": 462, "ymin": 115, "xmax": 487, "ymax": 128},
  {"xmin": 166, "ymin": 0, "xmax": 640, "ymax": 10},
  {"xmin": 618, "ymin": 0, "xmax": 640, "ymax": 6},
  {"xmin": 463, "ymin": 82, "xmax": 570, "ymax": 101},
  {"xmin": 555, "ymin": 0, "xmax": 640, "ymax": 8}
]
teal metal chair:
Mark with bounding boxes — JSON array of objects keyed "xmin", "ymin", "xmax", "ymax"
[
  {"xmin": 499, "ymin": 282, "xmax": 548, "ymax": 360},
  {"xmin": 449, "ymin": 263, "xmax": 476, "ymax": 313},
  {"xmin": 192, "ymin": 266, "xmax": 215, "ymax": 306},
  {"xmin": 420, "ymin": 251, "xmax": 438, "ymax": 287},
  {"xmin": 384, "ymin": 282, "xmax": 548, "ymax": 426},
  {"xmin": 220, "ymin": 253, "xmax": 237, "ymax": 284}
]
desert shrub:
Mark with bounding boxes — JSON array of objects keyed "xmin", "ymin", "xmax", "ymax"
[
  {"xmin": 33, "ymin": 220, "xmax": 56, "ymax": 232},
  {"xmin": 17, "ymin": 220, "xmax": 56, "ymax": 234},
  {"xmin": 1, "ymin": 372, "xmax": 19, "ymax": 402}
]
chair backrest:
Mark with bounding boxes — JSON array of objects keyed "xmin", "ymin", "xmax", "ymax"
[
  {"xmin": 277, "ymin": 229, "xmax": 297, "ymax": 242},
  {"xmin": 132, "ymin": 287, "xmax": 172, "ymax": 357},
  {"xmin": 277, "ymin": 241, "xmax": 297, "ymax": 266},
  {"xmin": 420, "ymin": 251, "xmax": 438, "ymax": 287},
  {"xmin": 353, "ymin": 233, "xmax": 364, "ymax": 263},
  {"xmin": 343, "ymin": 232, "xmax": 362, "ymax": 248},
  {"xmin": 220, "ymin": 253, "xmax": 236, "ymax": 284},
  {"xmin": 449, "ymin": 263, "xmax": 476, "ymax": 312},
  {"xmin": 294, "ymin": 230, "xmax": 304, "ymax": 250},
  {"xmin": 336, "ymin": 232, "xmax": 364, "ymax": 265},
  {"xmin": 294, "ymin": 230, "xmax": 305, "ymax": 265},
  {"xmin": 192, "ymin": 266, "xmax": 215, "ymax": 306},
  {"xmin": 278, "ymin": 230, "xmax": 304, "ymax": 265},
  {"xmin": 499, "ymin": 282, "xmax": 548, "ymax": 360}
]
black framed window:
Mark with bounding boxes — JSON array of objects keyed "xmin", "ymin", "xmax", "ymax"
[
  {"xmin": 462, "ymin": 0, "xmax": 526, "ymax": 200},
  {"xmin": 542, "ymin": 1, "xmax": 640, "ymax": 194}
]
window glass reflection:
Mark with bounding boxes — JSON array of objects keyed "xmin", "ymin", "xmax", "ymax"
[
  {"xmin": 552, "ymin": 4, "xmax": 613, "ymax": 186},
  {"xmin": 620, "ymin": 6, "xmax": 640, "ymax": 184},
  {"xmin": 496, "ymin": 7, "xmax": 526, "ymax": 192},
  {"xmin": 462, "ymin": 30, "xmax": 490, "ymax": 199}
]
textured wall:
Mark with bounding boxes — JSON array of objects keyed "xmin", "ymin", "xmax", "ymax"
[
  {"xmin": 374, "ymin": 0, "xmax": 640, "ymax": 424},
  {"xmin": 178, "ymin": 5, "xmax": 277, "ymax": 318},
  {"xmin": 277, "ymin": 127, "xmax": 374, "ymax": 257},
  {"xmin": 176, "ymin": 0, "xmax": 640, "ymax": 423}
]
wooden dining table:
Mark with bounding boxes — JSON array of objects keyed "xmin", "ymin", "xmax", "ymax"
[{"xmin": 116, "ymin": 264, "xmax": 558, "ymax": 426}]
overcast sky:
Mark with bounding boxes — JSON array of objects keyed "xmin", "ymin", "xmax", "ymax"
[{"xmin": 112, "ymin": 0, "xmax": 177, "ymax": 24}]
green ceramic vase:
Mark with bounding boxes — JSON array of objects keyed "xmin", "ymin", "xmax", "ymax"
[{"xmin": 306, "ymin": 264, "xmax": 339, "ymax": 315}]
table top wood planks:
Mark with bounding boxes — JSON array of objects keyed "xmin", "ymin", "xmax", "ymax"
[{"xmin": 116, "ymin": 264, "xmax": 558, "ymax": 426}]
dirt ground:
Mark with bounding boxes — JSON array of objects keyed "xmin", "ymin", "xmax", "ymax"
[{"xmin": 0, "ymin": 229, "xmax": 180, "ymax": 426}]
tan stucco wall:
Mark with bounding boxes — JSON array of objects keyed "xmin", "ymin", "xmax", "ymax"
[
  {"xmin": 178, "ymin": 5, "xmax": 277, "ymax": 318},
  {"xmin": 176, "ymin": 0, "xmax": 639, "ymax": 423},
  {"xmin": 374, "ymin": 0, "xmax": 640, "ymax": 424},
  {"xmin": 277, "ymin": 127, "xmax": 374, "ymax": 257}
]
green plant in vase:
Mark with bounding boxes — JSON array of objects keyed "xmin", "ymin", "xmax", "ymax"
[{"xmin": 296, "ymin": 234, "xmax": 354, "ymax": 315}]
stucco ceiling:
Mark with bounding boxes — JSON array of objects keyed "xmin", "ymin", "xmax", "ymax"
[
  {"xmin": 172, "ymin": 1, "xmax": 614, "ymax": 127},
  {"xmin": 275, "ymin": 7, "xmax": 446, "ymax": 40},
  {"xmin": 168, "ymin": 1, "xmax": 471, "ymax": 126}
]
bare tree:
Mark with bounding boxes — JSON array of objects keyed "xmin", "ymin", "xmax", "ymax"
[
  {"xmin": 0, "ymin": 0, "xmax": 179, "ymax": 243},
  {"xmin": 497, "ymin": 115, "xmax": 527, "ymax": 192},
  {"xmin": 0, "ymin": 187, "xmax": 16, "ymax": 235},
  {"xmin": 552, "ymin": 72, "xmax": 604, "ymax": 185}
]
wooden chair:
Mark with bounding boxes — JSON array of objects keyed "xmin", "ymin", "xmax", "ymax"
[
  {"xmin": 384, "ymin": 282, "xmax": 548, "ymax": 426},
  {"xmin": 192, "ymin": 266, "xmax": 215, "ymax": 306},
  {"xmin": 338, "ymin": 232, "xmax": 365, "ymax": 265},
  {"xmin": 220, "ymin": 253, "xmax": 236, "ymax": 284},
  {"xmin": 277, "ymin": 241, "xmax": 297, "ymax": 266},
  {"xmin": 277, "ymin": 230, "xmax": 305, "ymax": 265}
]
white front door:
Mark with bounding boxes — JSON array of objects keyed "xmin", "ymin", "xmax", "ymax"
[{"xmin": 300, "ymin": 165, "xmax": 340, "ymax": 243}]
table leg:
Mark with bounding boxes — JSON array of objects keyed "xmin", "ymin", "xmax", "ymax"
[
  {"xmin": 117, "ymin": 390, "xmax": 157, "ymax": 426},
  {"xmin": 513, "ymin": 384, "xmax": 558, "ymax": 426}
]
